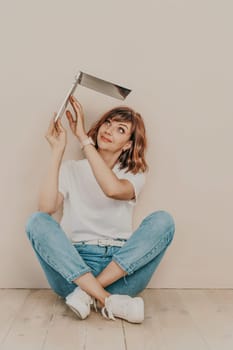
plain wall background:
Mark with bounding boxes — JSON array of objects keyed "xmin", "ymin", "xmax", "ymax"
[{"xmin": 0, "ymin": 0, "xmax": 232, "ymax": 288}]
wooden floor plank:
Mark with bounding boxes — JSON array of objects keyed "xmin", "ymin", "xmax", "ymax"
[
  {"xmin": 1, "ymin": 290, "xmax": 57, "ymax": 350},
  {"xmin": 42, "ymin": 296, "xmax": 87, "ymax": 350},
  {"xmin": 204, "ymin": 289, "xmax": 233, "ymax": 306},
  {"xmin": 122, "ymin": 289, "xmax": 166, "ymax": 350},
  {"xmin": 43, "ymin": 295, "xmax": 125, "ymax": 350},
  {"xmin": 0, "ymin": 289, "xmax": 30, "ymax": 344},
  {"xmin": 123, "ymin": 289, "xmax": 166, "ymax": 350},
  {"xmin": 84, "ymin": 307, "xmax": 126, "ymax": 350},
  {"xmin": 1, "ymin": 289, "xmax": 233, "ymax": 350},
  {"xmin": 178, "ymin": 289, "xmax": 233, "ymax": 350},
  {"xmin": 154, "ymin": 289, "xmax": 210, "ymax": 350}
]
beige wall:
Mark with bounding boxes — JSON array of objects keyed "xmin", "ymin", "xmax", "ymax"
[{"xmin": 0, "ymin": 0, "xmax": 232, "ymax": 288}]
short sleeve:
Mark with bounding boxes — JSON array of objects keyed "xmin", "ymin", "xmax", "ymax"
[
  {"xmin": 58, "ymin": 160, "xmax": 71, "ymax": 200},
  {"xmin": 120, "ymin": 171, "xmax": 146, "ymax": 206}
]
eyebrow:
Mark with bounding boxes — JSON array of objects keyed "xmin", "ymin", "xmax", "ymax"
[
  {"xmin": 108, "ymin": 118, "xmax": 130, "ymax": 130},
  {"xmin": 118, "ymin": 123, "xmax": 129, "ymax": 129}
]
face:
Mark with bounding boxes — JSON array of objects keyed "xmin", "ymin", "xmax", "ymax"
[{"xmin": 97, "ymin": 117, "xmax": 133, "ymax": 153}]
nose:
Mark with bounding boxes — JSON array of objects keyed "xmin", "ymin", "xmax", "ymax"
[{"xmin": 105, "ymin": 125, "xmax": 113, "ymax": 134}]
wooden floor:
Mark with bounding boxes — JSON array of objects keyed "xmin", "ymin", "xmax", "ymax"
[{"xmin": 0, "ymin": 289, "xmax": 232, "ymax": 350}]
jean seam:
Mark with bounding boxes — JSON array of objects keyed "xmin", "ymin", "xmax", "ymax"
[
  {"xmin": 112, "ymin": 256, "xmax": 134, "ymax": 275},
  {"xmin": 31, "ymin": 236, "xmax": 92, "ymax": 283},
  {"xmin": 128, "ymin": 228, "xmax": 174, "ymax": 273},
  {"xmin": 113, "ymin": 226, "xmax": 174, "ymax": 275}
]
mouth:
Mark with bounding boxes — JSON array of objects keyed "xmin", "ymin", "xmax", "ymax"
[{"xmin": 101, "ymin": 135, "xmax": 112, "ymax": 143}]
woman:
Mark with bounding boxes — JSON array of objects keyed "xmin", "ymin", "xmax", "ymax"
[{"xmin": 25, "ymin": 95, "xmax": 175, "ymax": 324}]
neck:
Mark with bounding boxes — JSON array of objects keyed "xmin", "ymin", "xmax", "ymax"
[{"xmin": 97, "ymin": 148, "xmax": 122, "ymax": 169}]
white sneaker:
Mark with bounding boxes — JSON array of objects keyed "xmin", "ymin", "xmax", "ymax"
[
  {"xmin": 101, "ymin": 294, "xmax": 144, "ymax": 323},
  {"xmin": 65, "ymin": 287, "xmax": 97, "ymax": 320}
]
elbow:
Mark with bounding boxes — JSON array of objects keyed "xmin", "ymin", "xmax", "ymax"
[
  {"xmin": 105, "ymin": 184, "xmax": 122, "ymax": 199},
  {"xmin": 105, "ymin": 187, "xmax": 116, "ymax": 199},
  {"xmin": 38, "ymin": 206, "xmax": 56, "ymax": 215},
  {"xmin": 106, "ymin": 190, "xmax": 122, "ymax": 199},
  {"xmin": 38, "ymin": 198, "xmax": 57, "ymax": 215}
]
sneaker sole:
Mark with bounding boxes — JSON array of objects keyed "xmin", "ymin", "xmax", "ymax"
[
  {"xmin": 66, "ymin": 303, "xmax": 87, "ymax": 320},
  {"xmin": 113, "ymin": 297, "xmax": 144, "ymax": 324}
]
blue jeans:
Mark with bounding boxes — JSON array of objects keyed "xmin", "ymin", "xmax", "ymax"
[{"xmin": 25, "ymin": 210, "xmax": 175, "ymax": 298}]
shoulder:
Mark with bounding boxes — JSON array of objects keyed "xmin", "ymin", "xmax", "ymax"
[
  {"xmin": 114, "ymin": 166, "xmax": 147, "ymax": 204},
  {"xmin": 114, "ymin": 165, "xmax": 147, "ymax": 194}
]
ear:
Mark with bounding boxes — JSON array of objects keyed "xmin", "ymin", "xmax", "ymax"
[{"xmin": 122, "ymin": 140, "xmax": 132, "ymax": 152}]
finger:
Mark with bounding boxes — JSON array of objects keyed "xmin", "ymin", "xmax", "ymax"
[
  {"xmin": 57, "ymin": 118, "xmax": 63, "ymax": 128},
  {"xmin": 53, "ymin": 113, "xmax": 61, "ymax": 132},
  {"xmin": 71, "ymin": 95, "xmax": 83, "ymax": 110},
  {"xmin": 66, "ymin": 110, "xmax": 76, "ymax": 122},
  {"xmin": 70, "ymin": 95, "xmax": 81, "ymax": 108},
  {"xmin": 48, "ymin": 116, "xmax": 56, "ymax": 133},
  {"xmin": 69, "ymin": 96, "xmax": 81, "ymax": 114},
  {"xmin": 66, "ymin": 111, "xmax": 76, "ymax": 134},
  {"xmin": 56, "ymin": 118, "xmax": 66, "ymax": 132},
  {"xmin": 54, "ymin": 121, "xmax": 60, "ymax": 132}
]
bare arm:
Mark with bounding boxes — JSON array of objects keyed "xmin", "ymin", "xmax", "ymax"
[
  {"xmin": 81, "ymin": 143, "xmax": 135, "ymax": 200},
  {"xmin": 38, "ymin": 115, "xmax": 67, "ymax": 214},
  {"xmin": 38, "ymin": 149, "xmax": 65, "ymax": 214},
  {"xmin": 66, "ymin": 95, "xmax": 135, "ymax": 200}
]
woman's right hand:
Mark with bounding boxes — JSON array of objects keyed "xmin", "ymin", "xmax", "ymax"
[{"xmin": 45, "ymin": 113, "xmax": 67, "ymax": 151}]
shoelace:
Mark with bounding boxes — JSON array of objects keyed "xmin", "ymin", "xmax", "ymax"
[
  {"xmin": 79, "ymin": 293, "xmax": 98, "ymax": 312},
  {"xmin": 92, "ymin": 297, "xmax": 98, "ymax": 312},
  {"xmin": 101, "ymin": 298, "xmax": 116, "ymax": 320},
  {"xmin": 76, "ymin": 290, "xmax": 98, "ymax": 313}
]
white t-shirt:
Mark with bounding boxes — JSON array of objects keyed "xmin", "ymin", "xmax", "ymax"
[{"xmin": 58, "ymin": 158, "xmax": 146, "ymax": 242}]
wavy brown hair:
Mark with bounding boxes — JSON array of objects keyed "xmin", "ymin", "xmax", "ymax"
[{"xmin": 87, "ymin": 106, "xmax": 149, "ymax": 174}]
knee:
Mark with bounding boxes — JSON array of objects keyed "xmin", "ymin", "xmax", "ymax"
[
  {"xmin": 143, "ymin": 210, "xmax": 176, "ymax": 240},
  {"xmin": 25, "ymin": 211, "xmax": 51, "ymax": 240}
]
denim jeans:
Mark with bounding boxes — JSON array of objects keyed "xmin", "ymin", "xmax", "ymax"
[{"xmin": 25, "ymin": 210, "xmax": 175, "ymax": 298}]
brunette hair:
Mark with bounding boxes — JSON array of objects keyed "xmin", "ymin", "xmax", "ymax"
[{"xmin": 87, "ymin": 106, "xmax": 149, "ymax": 174}]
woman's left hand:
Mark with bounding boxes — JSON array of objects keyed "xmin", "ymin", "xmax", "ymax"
[{"xmin": 66, "ymin": 95, "xmax": 87, "ymax": 141}]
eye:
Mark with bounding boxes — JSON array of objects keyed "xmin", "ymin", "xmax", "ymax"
[
  {"xmin": 104, "ymin": 119, "xmax": 125, "ymax": 134},
  {"xmin": 118, "ymin": 127, "xmax": 125, "ymax": 134}
]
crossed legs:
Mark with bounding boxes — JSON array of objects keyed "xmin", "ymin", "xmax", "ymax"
[{"xmin": 25, "ymin": 211, "xmax": 175, "ymax": 306}]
